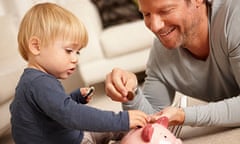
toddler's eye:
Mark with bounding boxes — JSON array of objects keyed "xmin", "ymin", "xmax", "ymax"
[
  {"xmin": 76, "ymin": 51, "xmax": 80, "ymax": 55},
  {"xmin": 65, "ymin": 48, "xmax": 73, "ymax": 53}
]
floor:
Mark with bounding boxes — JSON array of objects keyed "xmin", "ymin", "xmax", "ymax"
[{"xmin": 88, "ymin": 82, "xmax": 122, "ymax": 112}]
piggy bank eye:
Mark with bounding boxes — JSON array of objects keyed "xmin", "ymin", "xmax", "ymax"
[{"xmin": 164, "ymin": 135, "xmax": 167, "ymax": 138}]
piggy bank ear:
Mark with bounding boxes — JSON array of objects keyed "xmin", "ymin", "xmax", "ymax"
[
  {"xmin": 156, "ymin": 116, "xmax": 169, "ymax": 128},
  {"xmin": 141, "ymin": 124, "xmax": 154, "ymax": 142}
]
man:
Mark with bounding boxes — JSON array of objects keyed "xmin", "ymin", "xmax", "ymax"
[{"xmin": 105, "ymin": 0, "xmax": 240, "ymax": 127}]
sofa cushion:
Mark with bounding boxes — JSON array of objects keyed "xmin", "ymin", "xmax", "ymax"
[
  {"xmin": 100, "ymin": 20, "xmax": 154, "ymax": 58},
  {"xmin": 91, "ymin": 0, "xmax": 142, "ymax": 28}
]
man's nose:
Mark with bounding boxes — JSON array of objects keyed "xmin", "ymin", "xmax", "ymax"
[{"xmin": 149, "ymin": 15, "xmax": 164, "ymax": 33}]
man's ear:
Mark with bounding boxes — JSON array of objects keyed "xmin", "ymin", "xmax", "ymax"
[{"xmin": 28, "ymin": 36, "xmax": 41, "ymax": 55}]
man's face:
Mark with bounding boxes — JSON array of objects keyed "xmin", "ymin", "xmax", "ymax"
[{"xmin": 138, "ymin": 0, "xmax": 201, "ymax": 49}]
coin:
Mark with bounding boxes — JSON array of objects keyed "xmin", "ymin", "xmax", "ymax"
[{"xmin": 127, "ymin": 91, "xmax": 135, "ymax": 100}]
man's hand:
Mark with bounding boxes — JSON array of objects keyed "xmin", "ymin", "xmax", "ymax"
[
  {"xmin": 105, "ymin": 68, "xmax": 138, "ymax": 102},
  {"xmin": 149, "ymin": 107, "xmax": 185, "ymax": 126}
]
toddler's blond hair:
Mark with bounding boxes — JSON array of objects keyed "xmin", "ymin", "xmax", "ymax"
[{"xmin": 18, "ymin": 2, "xmax": 88, "ymax": 61}]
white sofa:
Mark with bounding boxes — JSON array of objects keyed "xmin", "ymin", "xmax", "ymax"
[
  {"xmin": 0, "ymin": 15, "xmax": 26, "ymax": 137},
  {"xmin": 0, "ymin": 0, "xmax": 154, "ymax": 137}
]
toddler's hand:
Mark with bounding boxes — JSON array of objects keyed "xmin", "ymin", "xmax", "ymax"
[
  {"xmin": 80, "ymin": 87, "xmax": 95, "ymax": 103},
  {"xmin": 128, "ymin": 110, "xmax": 148, "ymax": 129}
]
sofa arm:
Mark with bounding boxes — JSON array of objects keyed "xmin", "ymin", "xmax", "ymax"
[{"xmin": 0, "ymin": 15, "xmax": 26, "ymax": 137}]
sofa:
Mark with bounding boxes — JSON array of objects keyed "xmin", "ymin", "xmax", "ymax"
[
  {"xmin": 0, "ymin": 0, "xmax": 154, "ymax": 137},
  {"xmin": 63, "ymin": 0, "xmax": 154, "ymax": 86},
  {"xmin": 0, "ymin": 15, "xmax": 26, "ymax": 137}
]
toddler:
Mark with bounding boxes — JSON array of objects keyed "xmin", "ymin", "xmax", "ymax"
[{"xmin": 10, "ymin": 3, "xmax": 147, "ymax": 144}]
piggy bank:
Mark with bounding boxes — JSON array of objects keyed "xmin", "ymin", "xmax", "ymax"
[{"xmin": 121, "ymin": 116, "xmax": 182, "ymax": 144}]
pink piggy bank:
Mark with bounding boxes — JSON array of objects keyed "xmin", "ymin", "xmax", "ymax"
[{"xmin": 121, "ymin": 116, "xmax": 182, "ymax": 144}]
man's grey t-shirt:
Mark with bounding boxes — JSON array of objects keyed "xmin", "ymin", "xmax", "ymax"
[{"xmin": 123, "ymin": 0, "xmax": 240, "ymax": 127}]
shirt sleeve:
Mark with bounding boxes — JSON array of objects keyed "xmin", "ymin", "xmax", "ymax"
[
  {"xmin": 184, "ymin": 96, "xmax": 240, "ymax": 127},
  {"xmin": 31, "ymin": 75, "xmax": 129, "ymax": 132}
]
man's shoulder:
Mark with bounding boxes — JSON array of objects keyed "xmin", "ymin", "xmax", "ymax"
[{"xmin": 210, "ymin": 0, "xmax": 240, "ymax": 12}]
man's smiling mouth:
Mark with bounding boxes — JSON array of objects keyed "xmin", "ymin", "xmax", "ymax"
[{"xmin": 159, "ymin": 27, "xmax": 176, "ymax": 37}]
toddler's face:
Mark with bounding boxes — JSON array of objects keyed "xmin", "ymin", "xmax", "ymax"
[{"xmin": 37, "ymin": 39, "xmax": 81, "ymax": 79}]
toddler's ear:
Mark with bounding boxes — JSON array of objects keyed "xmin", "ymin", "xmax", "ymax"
[{"xmin": 29, "ymin": 36, "xmax": 41, "ymax": 55}]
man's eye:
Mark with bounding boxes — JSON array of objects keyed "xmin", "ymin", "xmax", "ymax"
[
  {"xmin": 143, "ymin": 12, "xmax": 150, "ymax": 17},
  {"xmin": 160, "ymin": 8, "xmax": 174, "ymax": 15}
]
